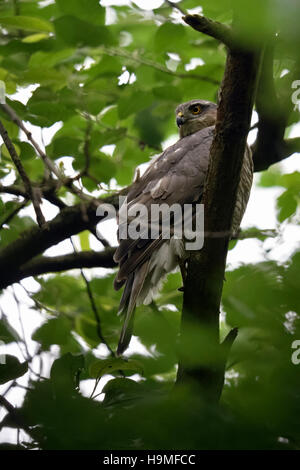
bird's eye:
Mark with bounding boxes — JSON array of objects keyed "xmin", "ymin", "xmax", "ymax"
[{"xmin": 190, "ymin": 104, "xmax": 201, "ymax": 115}]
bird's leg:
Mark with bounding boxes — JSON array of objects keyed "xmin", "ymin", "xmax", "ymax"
[{"xmin": 178, "ymin": 259, "xmax": 187, "ymax": 292}]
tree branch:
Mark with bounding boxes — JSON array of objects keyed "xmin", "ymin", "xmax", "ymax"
[
  {"xmin": 0, "ymin": 181, "xmax": 67, "ymax": 210},
  {"xmin": 0, "ymin": 193, "xmax": 121, "ymax": 290},
  {"xmin": 183, "ymin": 14, "xmax": 234, "ymax": 49},
  {"xmin": 0, "ymin": 200, "xmax": 28, "ymax": 230},
  {"xmin": 0, "ymin": 118, "xmax": 46, "ymax": 227},
  {"xmin": 252, "ymin": 49, "xmax": 300, "ymax": 171},
  {"xmin": 0, "ymin": 226, "xmax": 276, "ymax": 289}
]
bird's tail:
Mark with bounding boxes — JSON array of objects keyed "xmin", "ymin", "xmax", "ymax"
[{"xmin": 117, "ymin": 260, "xmax": 150, "ymax": 355}]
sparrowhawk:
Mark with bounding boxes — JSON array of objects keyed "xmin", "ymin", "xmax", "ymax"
[{"xmin": 114, "ymin": 99, "xmax": 253, "ymax": 355}]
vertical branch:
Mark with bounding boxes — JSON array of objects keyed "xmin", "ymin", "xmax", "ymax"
[
  {"xmin": 177, "ymin": 46, "xmax": 260, "ymax": 400},
  {"xmin": 69, "ymin": 238, "xmax": 115, "ymax": 356}
]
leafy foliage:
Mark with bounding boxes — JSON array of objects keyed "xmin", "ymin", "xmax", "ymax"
[{"xmin": 0, "ymin": 0, "xmax": 299, "ymax": 451}]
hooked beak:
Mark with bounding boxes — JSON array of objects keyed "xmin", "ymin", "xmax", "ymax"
[{"xmin": 176, "ymin": 112, "xmax": 185, "ymax": 127}]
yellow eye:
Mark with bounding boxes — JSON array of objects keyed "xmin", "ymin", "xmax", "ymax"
[{"xmin": 190, "ymin": 105, "xmax": 201, "ymax": 115}]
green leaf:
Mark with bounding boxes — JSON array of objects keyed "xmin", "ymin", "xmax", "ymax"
[
  {"xmin": 27, "ymin": 87, "xmax": 74, "ymax": 126},
  {"xmin": 118, "ymin": 90, "xmax": 154, "ymax": 120},
  {"xmin": 18, "ymin": 141, "xmax": 36, "ymax": 161},
  {"xmin": 49, "ymin": 136, "xmax": 81, "ymax": 159},
  {"xmin": 90, "ymin": 127, "xmax": 126, "ymax": 150},
  {"xmin": 75, "ymin": 315, "xmax": 100, "ymax": 348},
  {"xmin": 185, "ymin": 0, "xmax": 232, "ymax": 19},
  {"xmin": 0, "ymin": 117, "xmax": 19, "ymax": 140},
  {"xmin": 54, "ymin": 16, "xmax": 114, "ymax": 47},
  {"xmin": 154, "ymin": 22, "xmax": 187, "ymax": 54},
  {"xmin": 222, "ymin": 262, "xmax": 285, "ymax": 329},
  {"xmin": 73, "ymin": 152, "xmax": 117, "ymax": 184},
  {"xmin": 0, "ymin": 16, "xmax": 53, "ymax": 33},
  {"xmin": 85, "ymin": 56, "xmax": 121, "ymax": 81},
  {"xmin": 29, "ymin": 48, "xmax": 76, "ymax": 68},
  {"xmin": 0, "ymin": 355, "xmax": 28, "ymax": 384},
  {"xmin": 22, "ymin": 156, "xmax": 44, "ymax": 180},
  {"xmin": 1, "ymin": 141, "xmax": 20, "ymax": 160},
  {"xmin": 0, "ymin": 316, "xmax": 20, "ymax": 344},
  {"xmin": 113, "ymin": 139, "xmax": 152, "ymax": 186},
  {"xmin": 79, "ymin": 231, "xmax": 90, "ymax": 251},
  {"xmin": 33, "ymin": 276, "xmax": 86, "ymax": 313},
  {"xmin": 2, "ymin": 98, "xmax": 27, "ymax": 120},
  {"xmin": 102, "ymin": 378, "xmax": 143, "ymax": 406},
  {"xmin": 0, "ymin": 215, "xmax": 35, "ymax": 248},
  {"xmin": 89, "ymin": 358, "xmax": 144, "ymax": 378},
  {"xmin": 228, "ymin": 239, "xmax": 238, "ymax": 250},
  {"xmin": 22, "ymin": 67, "xmax": 68, "ymax": 90},
  {"xmin": 280, "ymin": 172, "xmax": 300, "ymax": 191},
  {"xmin": 231, "ymin": 0, "xmax": 275, "ymax": 46},
  {"xmin": 277, "ymin": 189, "xmax": 298, "ymax": 222},
  {"xmin": 134, "ymin": 105, "xmax": 166, "ymax": 148},
  {"xmin": 258, "ymin": 169, "xmax": 283, "ymax": 188},
  {"xmin": 0, "ymin": 201, "xmax": 21, "ymax": 226}
]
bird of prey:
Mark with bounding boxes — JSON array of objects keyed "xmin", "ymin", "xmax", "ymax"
[{"xmin": 114, "ymin": 99, "xmax": 253, "ymax": 355}]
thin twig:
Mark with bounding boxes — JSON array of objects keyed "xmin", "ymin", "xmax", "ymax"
[
  {"xmin": 0, "ymin": 394, "xmax": 30, "ymax": 433},
  {"xmin": 0, "ymin": 200, "xmax": 28, "ymax": 230},
  {"xmin": 0, "ymin": 103, "xmax": 61, "ymax": 179},
  {"xmin": 90, "ymin": 377, "xmax": 101, "ymax": 399},
  {"xmin": 1, "ymin": 380, "xmax": 17, "ymax": 399},
  {"xmin": 0, "ymin": 103, "xmax": 94, "ymax": 202}
]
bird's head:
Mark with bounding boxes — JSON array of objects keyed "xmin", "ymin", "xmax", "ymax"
[{"xmin": 175, "ymin": 99, "xmax": 217, "ymax": 138}]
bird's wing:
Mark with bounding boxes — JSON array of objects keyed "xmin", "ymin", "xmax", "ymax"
[{"xmin": 114, "ymin": 126, "xmax": 214, "ymax": 287}]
